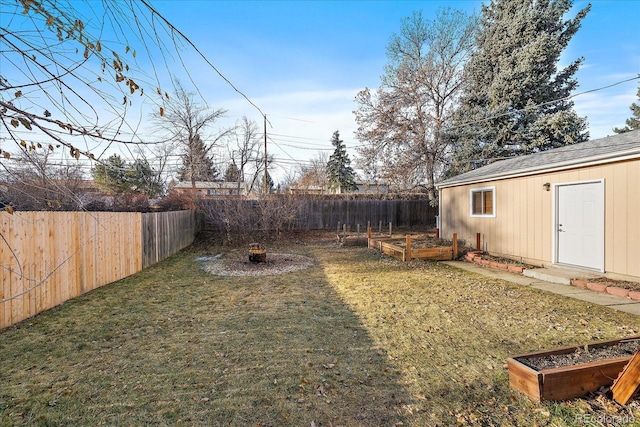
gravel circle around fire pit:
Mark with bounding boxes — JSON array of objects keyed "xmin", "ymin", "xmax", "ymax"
[
  {"xmin": 198, "ymin": 252, "xmax": 314, "ymax": 277},
  {"xmin": 518, "ymin": 340, "xmax": 640, "ymax": 371}
]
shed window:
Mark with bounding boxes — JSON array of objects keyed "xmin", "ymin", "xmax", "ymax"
[{"xmin": 470, "ymin": 187, "xmax": 495, "ymax": 217}]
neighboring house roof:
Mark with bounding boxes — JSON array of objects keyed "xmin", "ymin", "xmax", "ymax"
[
  {"xmin": 173, "ymin": 181, "xmax": 248, "ymax": 191},
  {"xmin": 437, "ymin": 130, "xmax": 640, "ymax": 188}
]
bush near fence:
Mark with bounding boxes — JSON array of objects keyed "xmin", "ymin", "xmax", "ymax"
[
  {"xmin": 0, "ymin": 210, "xmax": 195, "ymax": 330},
  {"xmin": 200, "ymin": 196, "xmax": 437, "ymax": 233}
]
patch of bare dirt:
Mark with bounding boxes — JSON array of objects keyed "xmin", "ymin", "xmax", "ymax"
[
  {"xmin": 474, "ymin": 253, "xmax": 537, "ymax": 269},
  {"xmin": 518, "ymin": 340, "xmax": 640, "ymax": 371},
  {"xmin": 198, "ymin": 251, "xmax": 314, "ymax": 276},
  {"xmin": 365, "ymin": 232, "xmax": 453, "ymax": 250}
]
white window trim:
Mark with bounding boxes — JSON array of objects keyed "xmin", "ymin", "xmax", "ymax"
[{"xmin": 469, "ymin": 186, "xmax": 496, "ymax": 218}]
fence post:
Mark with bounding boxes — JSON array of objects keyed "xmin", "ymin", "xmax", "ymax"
[
  {"xmin": 388, "ymin": 222, "xmax": 392, "ymax": 237},
  {"xmin": 406, "ymin": 234, "xmax": 412, "ymax": 261},
  {"xmin": 453, "ymin": 233, "xmax": 458, "ymax": 259}
]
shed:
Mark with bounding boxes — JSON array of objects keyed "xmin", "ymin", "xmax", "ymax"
[{"xmin": 436, "ymin": 130, "xmax": 640, "ymax": 281}]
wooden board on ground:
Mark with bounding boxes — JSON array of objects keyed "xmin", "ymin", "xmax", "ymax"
[
  {"xmin": 612, "ymin": 349, "xmax": 640, "ymax": 405},
  {"xmin": 411, "ymin": 247, "xmax": 454, "ymax": 261}
]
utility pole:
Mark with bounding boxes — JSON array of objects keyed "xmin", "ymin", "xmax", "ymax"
[{"xmin": 263, "ymin": 114, "xmax": 268, "ymax": 194}]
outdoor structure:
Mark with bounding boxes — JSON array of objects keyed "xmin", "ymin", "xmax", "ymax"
[
  {"xmin": 354, "ymin": 181, "xmax": 391, "ymax": 194},
  {"xmin": 287, "ymin": 185, "xmax": 326, "ymax": 196},
  {"xmin": 172, "ymin": 181, "xmax": 249, "ymax": 199},
  {"xmin": 436, "ymin": 130, "xmax": 640, "ymax": 281},
  {"xmin": 285, "ymin": 181, "xmax": 420, "ymax": 195}
]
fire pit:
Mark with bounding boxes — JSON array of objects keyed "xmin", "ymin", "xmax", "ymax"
[{"xmin": 248, "ymin": 243, "xmax": 266, "ymax": 263}]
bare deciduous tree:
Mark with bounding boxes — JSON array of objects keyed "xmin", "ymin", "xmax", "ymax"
[
  {"xmin": 227, "ymin": 116, "xmax": 264, "ymax": 193},
  {"xmin": 354, "ymin": 8, "xmax": 476, "ymax": 200},
  {"xmin": 292, "ymin": 152, "xmax": 329, "ymax": 191},
  {"xmin": 0, "ymin": 150, "xmax": 87, "ymax": 210},
  {"xmin": 153, "ymin": 81, "xmax": 231, "ymax": 189}
]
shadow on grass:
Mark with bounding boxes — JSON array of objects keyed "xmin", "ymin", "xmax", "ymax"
[{"xmin": 0, "ymin": 247, "xmax": 410, "ymax": 426}]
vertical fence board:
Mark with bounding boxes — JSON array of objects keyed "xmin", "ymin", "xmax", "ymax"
[
  {"xmin": 212, "ymin": 199, "xmax": 437, "ymax": 232},
  {"xmin": 0, "ymin": 210, "xmax": 195, "ymax": 330},
  {"xmin": 141, "ymin": 211, "xmax": 196, "ymax": 269}
]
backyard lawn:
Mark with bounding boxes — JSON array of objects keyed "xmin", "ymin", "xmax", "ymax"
[{"xmin": 1, "ymin": 235, "xmax": 639, "ymax": 426}]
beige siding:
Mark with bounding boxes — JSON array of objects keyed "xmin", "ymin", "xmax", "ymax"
[{"xmin": 440, "ymin": 158, "xmax": 640, "ymax": 279}]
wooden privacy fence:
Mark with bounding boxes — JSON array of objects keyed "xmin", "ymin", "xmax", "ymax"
[
  {"xmin": 0, "ymin": 210, "xmax": 196, "ymax": 330},
  {"xmin": 295, "ymin": 199, "xmax": 437, "ymax": 229},
  {"xmin": 200, "ymin": 198, "xmax": 437, "ymax": 232}
]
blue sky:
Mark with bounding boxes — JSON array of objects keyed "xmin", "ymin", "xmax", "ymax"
[
  {"xmin": 2, "ymin": 0, "xmax": 638, "ymax": 183},
  {"xmin": 146, "ymin": 0, "xmax": 639, "ymax": 181}
]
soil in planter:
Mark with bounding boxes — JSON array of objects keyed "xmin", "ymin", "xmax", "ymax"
[
  {"xmin": 476, "ymin": 253, "xmax": 537, "ymax": 269},
  {"xmin": 377, "ymin": 234, "xmax": 460, "ymax": 250},
  {"xmin": 518, "ymin": 340, "xmax": 640, "ymax": 371}
]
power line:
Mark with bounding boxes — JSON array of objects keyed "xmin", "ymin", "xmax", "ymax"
[
  {"xmin": 137, "ymin": 0, "xmax": 268, "ymax": 120},
  {"xmin": 451, "ymin": 75, "xmax": 640, "ymax": 130}
]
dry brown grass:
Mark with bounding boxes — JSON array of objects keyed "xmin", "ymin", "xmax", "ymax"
[{"xmin": 1, "ymin": 234, "xmax": 640, "ymax": 426}]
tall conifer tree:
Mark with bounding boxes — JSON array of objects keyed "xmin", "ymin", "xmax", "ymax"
[
  {"xmin": 447, "ymin": 0, "xmax": 590, "ymax": 176},
  {"xmin": 326, "ymin": 131, "xmax": 357, "ymax": 194},
  {"xmin": 177, "ymin": 134, "xmax": 219, "ymax": 184},
  {"xmin": 613, "ymin": 79, "xmax": 640, "ymax": 134}
]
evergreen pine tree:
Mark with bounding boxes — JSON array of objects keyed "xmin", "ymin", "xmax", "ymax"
[
  {"xmin": 93, "ymin": 155, "xmax": 163, "ymax": 197},
  {"xmin": 614, "ymin": 79, "xmax": 640, "ymax": 133},
  {"xmin": 128, "ymin": 159, "xmax": 164, "ymax": 197},
  {"xmin": 93, "ymin": 154, "xmax": 131, "ymax": 195},
  {"xmin": 224, "ymin": 162, "xmax": 241, "ymax": 182},
  {"xmin": 447, "ymin": 0, "xmax": 590, "ymax": 176},
  {"xmin": 326, "ymin": 131, "xmax": 357, "ymax": 194},
  {"xmin": 177, "ymin": 134, "xmax": 219, "ymax": 184}
]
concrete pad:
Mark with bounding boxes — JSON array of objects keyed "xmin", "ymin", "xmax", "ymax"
[
  {"xmin": 523, "ymin": 269, "xmax": 572, "ymax": 285},
  {"xmin": 523, "ymin": 266, "xmax": 600, "ymax": 285},
  {"xmin": 443, "ymin": 261, "xmax": 640, "ymax": 316}
]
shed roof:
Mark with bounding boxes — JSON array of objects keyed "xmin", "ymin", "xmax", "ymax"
[{"xmin": 437, "ymin": 129, "xmax": 640, "ymax": 188}]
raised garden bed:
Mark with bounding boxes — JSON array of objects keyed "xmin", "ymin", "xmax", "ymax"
[
  {"xmin": 367, "ymin": 230, "xmax": 458, "ymax": 262},
  {"xmin": 465, "ymin": 251, "xmax": 535, "ymax": 274},
  {"xmin": 507, "ymin": 336, "xmax": 640, "ymax": 401}
]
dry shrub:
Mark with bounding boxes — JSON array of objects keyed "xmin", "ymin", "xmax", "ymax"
[
  {"xmin": 256, "ymin": 194, "xmax": 302, "ymax": 237},
  {"xmin": 199, "ymin": 195, "xmax": 302, "ymax": 246},
  {"xmin": 154, "ymin": 190, "xmax": 198, "ymax": 211},
  {"xmin": 112, "ymin": 192, "xmax": 150, "ymax": 212},
  {"xmin": 198, "ymin": 198, "xmax": 256, "ymax": 245}
]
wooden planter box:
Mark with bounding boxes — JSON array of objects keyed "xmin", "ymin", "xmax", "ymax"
[
  {"xmin": 367, "ymin": 232, "xmax": 458, "ymax": 262},
  {"xmin": 508, "ymin": 336, "xmax": 640, "ymax": 401}
]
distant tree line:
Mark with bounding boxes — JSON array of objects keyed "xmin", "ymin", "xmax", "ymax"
[{"xmin": 1, "ymin": 0, "xmax": 638, "ymax": 213}]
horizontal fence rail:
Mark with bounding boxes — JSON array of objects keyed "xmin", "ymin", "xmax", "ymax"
[{"xmin": 1, "ymin": 210, "xmax": 195, "ymax": 330}]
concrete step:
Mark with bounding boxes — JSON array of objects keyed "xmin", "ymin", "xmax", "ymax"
[{"xmin": 523, "ymin": 266, "xmax": 599, "ymax": 285}]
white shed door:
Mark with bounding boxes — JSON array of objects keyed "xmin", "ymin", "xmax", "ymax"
[{"xmin": 556, "ymin": 181, "xmax": 604, "ymax": 271}]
